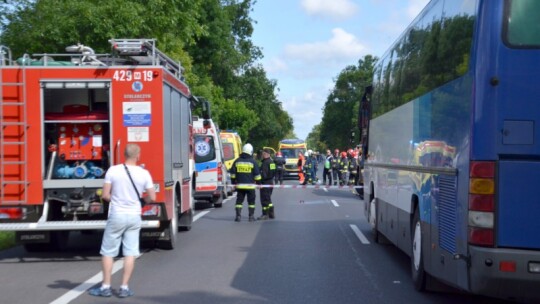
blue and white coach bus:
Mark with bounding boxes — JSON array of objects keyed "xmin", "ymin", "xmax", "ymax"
[{"xmin": 361, "ymin": 0, "xmax": 540, "ymax": 301}]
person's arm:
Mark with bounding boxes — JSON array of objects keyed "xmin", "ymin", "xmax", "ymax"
[
  {"xmin": 101, "ymin": 182, "xmax": 112, "ymax": 202},
  {"xmin": 143, "ymin": 170, "xmax": 156, "ymax": 203},
  {"xmin": 143, "ymin": 186, "xmax": 156, "ymax": 204}
]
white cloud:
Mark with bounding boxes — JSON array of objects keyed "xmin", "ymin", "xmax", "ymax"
[
  {"xmin": 301, "ymin": 0, "xmax": 358, "ymax": 20},
  {"xmin": 284, "ymin": 28, "xmax": 365, "ymax": 64},
  {"xmin": 280, "ymin": 83, "xmax": 334, "ymax": 140},
  {"xmin": 264, "ymin": 57, "xmax": 288, "ymax": 73}
]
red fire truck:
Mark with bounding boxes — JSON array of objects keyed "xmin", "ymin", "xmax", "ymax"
[{"xmin": 0, "ymin": 39, "xmax": 196, "ymax": 251}]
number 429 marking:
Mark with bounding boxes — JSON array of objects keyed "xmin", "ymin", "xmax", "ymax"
[{"xmin": 113, "ymin": 70, "xmax": 153, "ymax": 82}]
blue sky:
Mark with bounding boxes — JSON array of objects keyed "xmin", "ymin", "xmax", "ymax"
[{"xmin": 250, "ymin": 0, "xmax": 430, "ymax": 140}]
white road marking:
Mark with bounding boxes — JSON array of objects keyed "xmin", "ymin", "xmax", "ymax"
[
  {"xmin": 50, "ymin": 208, "xmax": 213, "ymax": 304},
  {"xmin": 331, "ymin": 199, "xmax": 339, "ymax": 207},
  {"xmin": 193, "ymin": 210, "xmax": 210, "ymax": 222},
  {"xmin": 350, "ymin": 224, "xmax": 370, "ymax": 245},
  {"xmin": 323, "ymin": 188, "xmax": 328, "ymax": 192},
  {"xmin": 49, "ymin": 258, "xmax": 127, "ymax": 304}
]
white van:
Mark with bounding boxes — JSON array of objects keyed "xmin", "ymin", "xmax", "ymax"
[{"xmin": 193, "ymin": 116, "xmax": 228, "ymax": 207}]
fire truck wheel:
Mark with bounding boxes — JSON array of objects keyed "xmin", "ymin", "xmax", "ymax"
[{"xmin": 159, "ymin": 201, "xmax": 178, "ymax": 250}]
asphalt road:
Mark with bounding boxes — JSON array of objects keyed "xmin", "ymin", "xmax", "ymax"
[{"xmin": 0, "ymin": 173, "xmax": 518, "ymax": 304}]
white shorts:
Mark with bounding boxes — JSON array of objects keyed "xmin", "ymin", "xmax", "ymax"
[{"xmin": 100, "ymin": 214, "xmax": 141, "ymax": 257}]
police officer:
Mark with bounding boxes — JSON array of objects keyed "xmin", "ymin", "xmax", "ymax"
[
  {"xmin": 230, "ymin": 143, "xmax": 261, "ymax": 222},
  {"xmin": 274, "ymin": 151, "xmax": 286, "ymax": 185},
  {"xmin": 258, "ymin": 149, "xmax": 276, "ymax": 220}
]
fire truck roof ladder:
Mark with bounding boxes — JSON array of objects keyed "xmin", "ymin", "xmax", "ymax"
[
  {"xmin": 109, "ymin": 38, "xmax": 185, "ymax": 81},
  {"xmin": 0, "ymin": 46, "xmax": 29, "ymax": 204}
]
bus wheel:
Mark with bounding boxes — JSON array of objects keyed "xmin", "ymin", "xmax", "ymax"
[
  {"xmin": 411, "ymin": 208, "xmax": 426, "ymax": 291},
  {"xmin": 369, "ymin": 197, "xmax": 381, "ymax": 243}
]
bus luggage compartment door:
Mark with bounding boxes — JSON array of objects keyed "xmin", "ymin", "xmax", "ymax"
[{"xmin": 498, "ymin": 160, "xmax": 540, "ymax": 249}]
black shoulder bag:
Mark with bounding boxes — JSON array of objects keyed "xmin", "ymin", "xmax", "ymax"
[{"xmin": 124, "ymin": 164, "xmax": 146, "ymax": 207}]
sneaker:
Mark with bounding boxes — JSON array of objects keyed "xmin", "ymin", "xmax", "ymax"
[
  {"xmin": 118, "ymin": 288, "xmax": 134, "ymax": 298},
  {"xmin": 89, "ymin": 287, "xmax": 112, "ymax": 297},
  {"xmin": 248, "ymin": 215, "xmax": 256, "ymax": 222}
]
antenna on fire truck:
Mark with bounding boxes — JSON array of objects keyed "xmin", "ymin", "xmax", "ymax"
[{"xmin": 108, "ymin": 38, "xmax": 185, "ymax": 81}]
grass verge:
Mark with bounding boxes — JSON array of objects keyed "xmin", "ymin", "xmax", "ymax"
[{"xmin": 0, "ymin": 231, "xmax": 16, "ymax": 250}]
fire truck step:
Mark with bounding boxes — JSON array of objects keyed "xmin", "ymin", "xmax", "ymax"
[{"xmin": 0, "ymin": 220, "xmax": 160, "ymax": 231}]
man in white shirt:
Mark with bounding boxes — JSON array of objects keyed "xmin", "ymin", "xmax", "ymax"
[{"xmin": 89, "ymin": 143, "xmax": 155, "ymax": 298}]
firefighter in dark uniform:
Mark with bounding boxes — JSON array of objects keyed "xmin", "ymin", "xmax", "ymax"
[
  {"xmin": 258, "ymin": 149, "xmax": 276, "ymax": 220},
  {"xmin": 274, "ymin": 151, "xmax": 286, "ymax": 185},
  {"xmin": 230, "ymin": 143, "xmax": 261, "ymax": 222},
  {"xmin": 338, "ymin": 151, "xmax": 349, "ymax": 186},
  {"xmin": 347, "ymin": 149, "xmax": 358, "ymax": 185}
]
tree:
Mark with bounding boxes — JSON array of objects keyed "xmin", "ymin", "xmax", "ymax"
[
  {"xmin": 0, "ymin": 0, "xmax": 294, "ymax": 147},
  {"xmin": 232, "ymin": 65, "xmax": 293, "ymax": 149},
  {"xmin": 319, "ymin": 55, "xmax": 375, "ymax": 150}
]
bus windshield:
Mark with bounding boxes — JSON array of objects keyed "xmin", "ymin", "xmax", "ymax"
[{"xmin": 504, "ymin": 0, "xmax": 540, "ymax": 47}]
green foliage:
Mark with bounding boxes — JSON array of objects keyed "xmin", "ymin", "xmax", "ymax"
[
  {"xmin": 306, "ymin": 123, "xmax": 325, "ymax": 152},
  {"xmin": 229, "ymin": 65, "xmax": 293, "ymax": 149},
  {"xmin": 0, "ymin": 231, "xmax": 15, "ymax": 251},
  {"xmin": 319, "ymin": 56, "xmax": 375, "ymax": 150},
  {"xmin": 0, "ymin": 0, "xmax": 293, "ymax": 145}
]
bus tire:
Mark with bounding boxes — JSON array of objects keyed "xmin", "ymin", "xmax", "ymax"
[
  {"xmin": 369, "ymin": 197, "xmax": 381, "ymax": 243},
  {"xmin": 411, "ymin": 208, "xmax": 427, "ymax": 291}
]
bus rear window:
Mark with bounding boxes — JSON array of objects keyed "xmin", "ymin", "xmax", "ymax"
[
  {"xmin": 195, "ymin": 135, "xmax": 216, "ymax": 163},
  {"xmin": 504, "ymin": 0, "xmax": 540, "ymax": 48}
]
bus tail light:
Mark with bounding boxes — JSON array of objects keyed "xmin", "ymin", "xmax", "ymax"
[{"xmin": 468, "ymin": 161, "xmax": 495, "ymax": 247}]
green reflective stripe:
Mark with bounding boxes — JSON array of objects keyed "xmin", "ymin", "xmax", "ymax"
[
  {"xmin": 248, "ymin": 205, "xmax": 256, "ymax": 209},
  {"xmin": 254, "ymin": 175, "xmax": 262, "ymax": 180},
  {"xmin": 235, "ymin": 205, "xmax": 243, "ymax": 209},
  {"xmin": 269, "ymin": 163, "xmax": 276, "ymax": 170},
  {"xmin": 263, "ymin": 206, "xmax": 269, "ymax": 210},
  {"xmin": 268, "ymin": 203, "xmax": 273, "ymax": 207},
  {"xmin": 237, "ymin": 185, "xmax": 256, "ymax": 189}
]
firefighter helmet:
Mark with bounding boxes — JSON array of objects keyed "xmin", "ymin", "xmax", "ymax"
[{"xmin": 242, "ymin": 143, "xmax": 253, "ymax": 155}]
